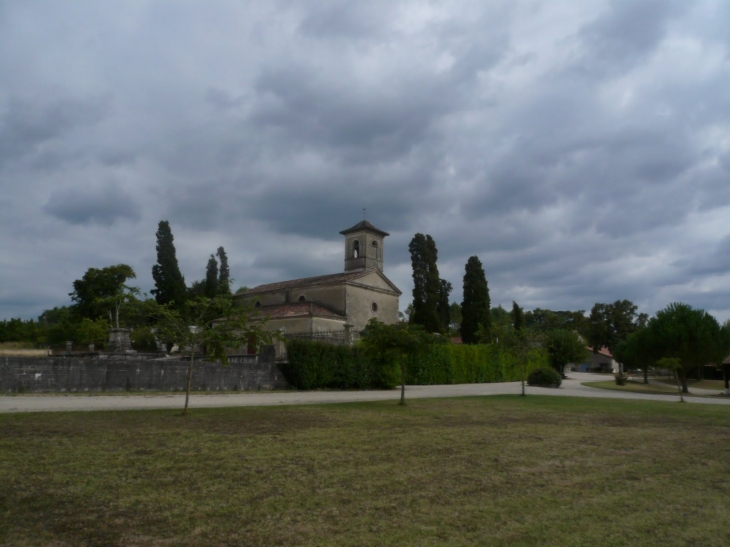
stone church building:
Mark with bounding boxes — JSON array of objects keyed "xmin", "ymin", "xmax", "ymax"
[{"xmin": 234, "ymin": 221, "xmax": 402, "ymax": 346}]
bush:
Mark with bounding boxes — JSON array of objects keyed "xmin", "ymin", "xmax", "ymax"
[
  {"xmin": 131, "ymin": 326, "xmax": 159, "ymax": 352},
  {"xmin": 527, "ymin": 367, "xmax": 562, "ymax": 388},
  {"xmin": 614, "ymin": 372, "xmax": 628, "ymax": 386}
]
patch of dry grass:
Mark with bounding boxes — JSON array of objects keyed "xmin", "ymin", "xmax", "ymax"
[{"xmin": 1, "ymin": 396, "xmax": 729, "ymax": 546}]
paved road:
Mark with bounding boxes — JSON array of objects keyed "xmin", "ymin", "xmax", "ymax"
[{"xmin": 1, "ymin": 372, "xmax": 729, "ymax": 413}]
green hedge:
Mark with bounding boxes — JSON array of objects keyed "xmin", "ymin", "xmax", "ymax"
[
  {"xmin": 406, "ymin": 344, "xmax": 548, "ymax": 385},
  {"xmin": 281, "ymin": 339, "xmax": 548, "ymax": 390},
  {"xmin": 280, "ymin": 339, "xmax": 398, "ymax": 390}
]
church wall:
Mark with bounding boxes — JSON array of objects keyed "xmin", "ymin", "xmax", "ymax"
[
  {"xmin": 236, "ymin": 285, "xmax": 345, "ymax": 314},
  {"xmin": 345, "ymin": 285, "xmax": 399, "ymax": 332},
  {"xmin": 356, "ymin": 271, "xmax": 397, "ymax": 291},
  {"xmin": 295, "ymin": 285, "xmax": 345, "ymax": 314}
]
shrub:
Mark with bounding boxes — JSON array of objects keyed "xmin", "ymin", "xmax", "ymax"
[
  {"xmin": 527, "ymin": 367, "xmax": 562, "ymax": 388},
  {"xmin": 614, "ymin": 372, "xmax": 628, "ymax": 386}
]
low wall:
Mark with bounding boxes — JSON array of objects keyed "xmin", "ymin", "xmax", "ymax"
[{"xmin": 1, "ymin": 351, "xmax": 289, "ymax": 393}]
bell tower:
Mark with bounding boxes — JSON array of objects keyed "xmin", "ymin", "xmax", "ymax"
[{"xmin": 340, "ymin": 220, "xmax": 389, "ymax": 272}]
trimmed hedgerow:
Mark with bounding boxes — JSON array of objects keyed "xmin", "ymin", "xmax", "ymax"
[
  {"xmin": 407, "ymin": 344, "xmax": 548, "ymax": 385},
  {"xmin": 281, "ymin": 339, "xmax": 549, "ymax": 390},
  {"xmin": 280, "ymin": 339, "xmax": 398, "ymax": 390},
  {"xmin": 527, "ymin": 367, "xmax": 562, "ymax": 388}
]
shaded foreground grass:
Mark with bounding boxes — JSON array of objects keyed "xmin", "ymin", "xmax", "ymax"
[{"xmin": 1, "ymin": 397, "xmax": 730, "ymax": 546}]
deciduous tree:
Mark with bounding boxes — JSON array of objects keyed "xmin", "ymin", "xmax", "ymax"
[
  {"xmin": 152, "ymin": 294, "xmax": 275, "ymax": 415},
  {"xmin": 361, "ymin": 319, "xmax": 436, "ymax": 405},
  {"xmin": 545, "ymin": 329, "xmax": 588, "ymax": 378},
  {"xmin": 69, "ymin": 264, "xmax": 137, "ymax": 322},
  {"xmin": 643, "ymin": 303, "xmax": 730, "ymax": 393},
  {"xmin": 587, "ymin": 300, "xmax": 647, "ymax": 354}
]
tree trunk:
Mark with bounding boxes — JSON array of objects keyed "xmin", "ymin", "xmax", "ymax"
[
  {"xmin": 724, "ymin": 366, "xmax": 729, "ymax": 391},
  {"xmin": 520, "ymin": 351, "xmax": 526, "ymax": 397},
  {"xmin": 643, "ymin": 367, "xmax": 648, "ymax": 384},
  {"xmin": 399, "ymin": 352, "xmax": 406, "ymax": 406},
  {"xmin": 680, "ymin": 376, "xmax": 689, "ymax": 394},
  {"xmin": 674, "ymin": 372, "xmax": 685, "ymax": 403},
  {"xmin": 183, "ymin": 350, "xmax": 194, "ymax": 415}
]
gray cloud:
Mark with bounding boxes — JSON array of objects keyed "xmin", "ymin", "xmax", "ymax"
[
  {"xmin": 43, "ymin": 182, "xmax": 141, "ymax": 225},
  {"xmin": 1, "ymin": 0, "xmax": 730, "ymax": 323}
]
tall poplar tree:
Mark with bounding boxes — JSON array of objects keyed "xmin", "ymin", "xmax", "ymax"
[
  {"xmin": 461, "ymin": 255, "xmax": 490, "ymax": 344},
  {"xmin": 204, "ymin": 254, "xmax": 218, "ymax": 298},
  {"xmin": 408, "ymin": 233, "xmax": 441, "ymax": 333},
  {"xmin": 151, "ymin": 221, "xmax": 187, "ymax": 308},
  {"xmin": 437, "ymin": 279, "xmax": 452, "ymax": 332},
  {"xmin": 216, "ymin": 246, "xmax": 231, "ymax": 294}
]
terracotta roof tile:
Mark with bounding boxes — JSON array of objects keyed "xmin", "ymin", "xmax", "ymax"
[{"xmin": 254, "ymin": 302, "xmax": 346, "ymax": 321}]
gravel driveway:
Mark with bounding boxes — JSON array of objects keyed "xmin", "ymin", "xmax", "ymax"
[{"xmin": 1, "ymin": 372, "xmax": 728, "ymax": 413}]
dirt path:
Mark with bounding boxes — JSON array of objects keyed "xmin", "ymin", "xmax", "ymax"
[{"xmin": 1, "ymin": 372, "xmax": 729, "ymax": 413}]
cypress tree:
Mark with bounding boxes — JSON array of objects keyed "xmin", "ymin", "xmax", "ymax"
[
  {"xmin": 461, "ymin": 255, "xmax": 490, "ymax": 344},
  {"xmin": 216, "ymin": 246, "xmax": 231, "ymax": 295},
  {"xmin": 409, "ymin": 233, "xmax": 441, "ymax": 333},
  {"xmin": 151, "ymin": 220, "xmax": 187, "ymax": 308},
  {"xmin": 512, "ymin": 301, "xmax": 524, "ymax": 332},
  {"xmin": 204, "ymin": 254, "xmax": 218, "ymax": 298}
]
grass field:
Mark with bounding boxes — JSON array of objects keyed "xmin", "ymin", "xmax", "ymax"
[
  {"xmin": 582, "ymin": 380, "xmax": 682, "ymax": 396},
  {"xmin": 2, "ymin": 396, "xmax": 730, "ymax": 546},
  {"xmin": 655, "ymin": 378, "xmax": 727, "ymax": 391}
]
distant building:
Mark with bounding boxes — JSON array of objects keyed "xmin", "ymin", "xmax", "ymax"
[
  {"xmin": 570, "ymin": 346, "xmax": 618, "ymax": 373},
  {"xmin": 234, "ymin": 221, "xmax": 401, "ymax": 350}
]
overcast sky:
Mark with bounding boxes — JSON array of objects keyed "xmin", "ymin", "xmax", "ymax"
[{"xmin": 2, "ymin": 0, "xmax": 730, "ymax": 322}]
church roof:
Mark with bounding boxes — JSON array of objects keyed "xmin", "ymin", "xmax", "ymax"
[
  {"xmin": 241, "ymin": 268, "xmax": 401, "ymax": 296},
  {"xmin": 244, "ymin": 270, "xmax": 372, "ymax": 295},
  {"xmin": 255, "ymin": 302, "xmax": 346, "ymax": 320},
  {"xmin": 339, "ymin": 220, "xmax": 390, "ymax": 237}
]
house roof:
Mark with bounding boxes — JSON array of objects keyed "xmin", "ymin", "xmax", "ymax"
[
  {"xmin": 339, "ymin": 220, "xmax": 390, "ymax": 237},
  {"xmin": 589, "ymin": 346, "xmax": 613, "ymax": 358},
  {"xmin": 241, "ymin": 268, "xmax": 401, "ymax": 295},
  {"xmin": 254, "ymin": 302, "xmax": 346, "ymax": 321}
]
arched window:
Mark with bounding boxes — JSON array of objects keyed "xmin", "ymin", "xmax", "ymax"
[
  {"xmin": 298, "ymin": 295, "xmax": 306, "ymax": 303},
  {"xmin": 371, "ymin": 240, "xmax": 379, "ymax": 259},
  {"xmin": 254, "ymin": 301, "xmax": 261, "ymax": 308},
  {"xmin": 371, "ymin": 302, "xmax": 378, "ymax": 314},
  {"xmin": 353, "ymin": 240, "xmax": 360, "ymax": 258}
]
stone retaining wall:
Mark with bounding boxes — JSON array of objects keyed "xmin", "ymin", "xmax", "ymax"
[{"xmin": 1, "ymin": 349, "xmax": 289, "ymax": 393}]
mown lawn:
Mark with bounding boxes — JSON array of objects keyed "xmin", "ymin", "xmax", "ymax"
[
  {"xmin": 583, "ymin": 380, "xmax": 681, "ymax": 396},
  {"xmin": 1, "ymin": 396, "xmax": 729, "ymax": 546}
]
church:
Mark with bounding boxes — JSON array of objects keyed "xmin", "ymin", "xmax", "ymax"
[{"xmin": 234, "ymin": 221, "xmax": 402, "ymax": 343}]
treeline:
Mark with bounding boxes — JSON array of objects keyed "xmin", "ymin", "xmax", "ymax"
[
  {"xmin": 405, "ymin": 233, "xmax": 730, "ymax": 388},
  {"xmin": 1, "ymin": 221, "xmax": 241, "ymax": 349}
]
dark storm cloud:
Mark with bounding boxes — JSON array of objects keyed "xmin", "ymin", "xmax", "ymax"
[{"xmin": 43, "ymin": 182, "xmax": 141, "ymax": 226}]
